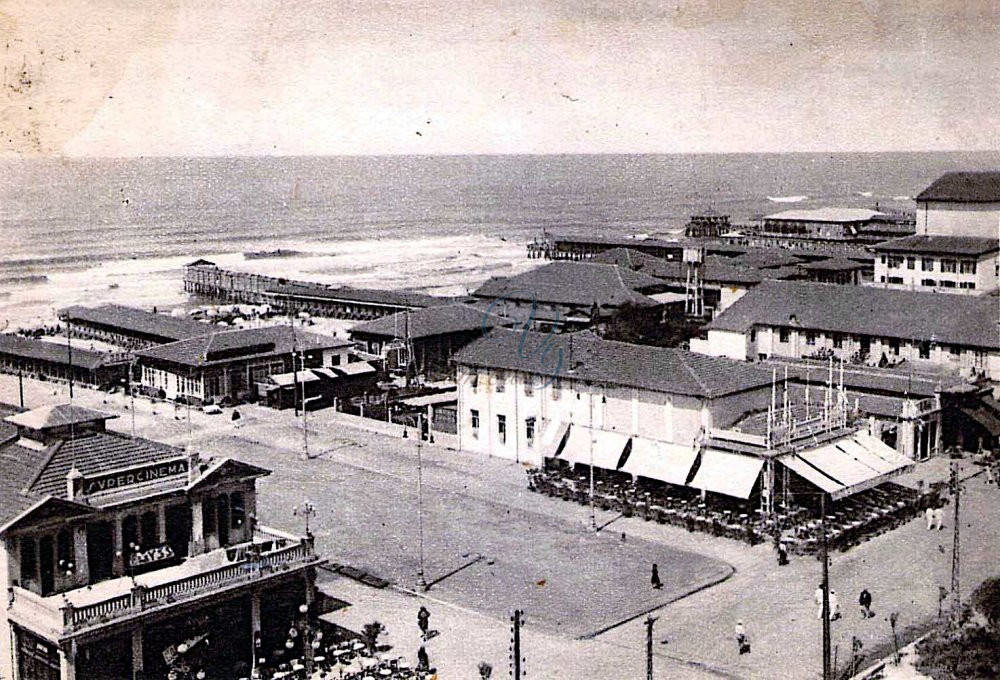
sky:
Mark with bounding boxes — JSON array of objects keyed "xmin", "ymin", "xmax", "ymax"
[{"xmin": 2, "ymin": 0, "xmax": 1000, "ymax": 156}]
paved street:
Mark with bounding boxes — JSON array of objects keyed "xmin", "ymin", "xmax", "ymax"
[{"xmin": 4, "ymin": 374, "xmax": 999, "ymax": 679}]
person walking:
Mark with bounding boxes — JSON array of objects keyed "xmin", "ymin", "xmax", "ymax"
[
  {"xmin": 933, "ymin": 504, "xmax": 945, "ymax": 531},
  {"xmin": 815, "ymin": 584, "xmax": 824, "ymax": 620},
  {"xmin": 651, "ymin": 563, "xmax": 662, "ymax": 590},
  {"xmin": 776, "ymin": 542, "xmax": 789, "ymax": 566},
  {"xmin": 859, "ymin": 589, "xmax": 873, "ymax": 619},
  {"xmin": 829, "ymin": 590, "xmax": 841, "ymax": 621},
  {"xmin": 417, "ymin": 605, "xmax": 431, "ymax": 640},
  {"xmin": 417, "ymin": 646, "xmax": 430, "ymax": 672},
  {"xmin": 925, "ymin": 504, "xmax": 935, "ymax": 531},
  {"xmin": 986, "ymin": 461, "xmax": 996, "ymax": 486},
  {"xmin": 735, "ymin": 620, "xmax": 750, "ymax": 655}
]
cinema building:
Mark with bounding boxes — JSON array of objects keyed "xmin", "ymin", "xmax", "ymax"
[{"xmin": 0, "ymin": 404, "xmax": 322, "ymax": 680}]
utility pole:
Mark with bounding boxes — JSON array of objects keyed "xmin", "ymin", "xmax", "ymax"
[
  {"xmin": 645, "ymin": 615, "xmax": 658, "ymax": 680},
  {"xmin": 128, "ymin": 359, "xmax": 136, "ymax": 438},
  {"xmin": 417, "ymin": 413, "xmax": 427, "ymax": 591},
  {"xmin": 18, "ymin": 368, "xmax": 24, "ymax": 408},
  {"xmin": 300, "ymin": 350, "xmax": 309, "ymax": 461},
  {"xmin": 589, "ymin": 387, "xmax": 596, "ymax": 531},
  {"xmin": 510, "ymin": 609, "xmax": 523, "ymax": 680},
  {"xmin": 66, "ymin": 320, "xmax": 74, "ymax": 401},
  {"xmin": 950, "ymin": 460, "xmax": 961, "ymax": 625},
  {"xmin": 821, "ymin": 493, "xmax": 832, "ymax": 680}
]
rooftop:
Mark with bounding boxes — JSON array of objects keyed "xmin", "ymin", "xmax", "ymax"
[
  {"xmin": 265, "ymin": 282, "xmax": 452, "ymax": 309},
  {"xmin": 872, "ymin": 234, "xmax": 1000, "ymax": 256},
  {"xmin": 0, "ymin": 334, "xmax": 107, "ymax": 370},
  {"xmin": 136, "ymin": 325, "xmax": 349, "ymax": 368},
  {"xmin": 472, "ymin": 262, "xmax": 662, "ymax": 309},
  {"xmin": 350, "ymin": 303, "xmax": 506, "ymax": 340},
  {"xmin": 916, "ymin": 171, "xmax": 1000, "ymax": 203},
  {"xmin": 706, "ymin": 280, "xmax": 1000, "ymax": 349},
  {"xmin": 763, "ymin": 208, "xmax": 884, "ymax": 223},
  {"xmin": 454, "ymin": 330, "xmax": 776, "ymax": 398},
  {"xmin": 60, "ymin": 304, "xmax": 209, "ymax": 342},
  {"xmin": 5, "ymin": 404, "xmax": 117, "ymax": 431}
]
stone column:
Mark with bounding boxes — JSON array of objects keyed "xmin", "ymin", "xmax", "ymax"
[
  {"xmin": 59, "ymin": 639, "xmax": 78, "ymax": 680},
  {"xmin": 155, "ymin": 505, "xmax": 167, "ymax": 545},
  {"xmin": 190, "ymin": 498, "xmax": 204, "ymax": 555},
  {"xmin": 73, "ymin": 525, "xmax": 89, "ymax": 585},
  {"xmin": 131, "ymin": 626, "xmax": 144, "ymax": 680}
]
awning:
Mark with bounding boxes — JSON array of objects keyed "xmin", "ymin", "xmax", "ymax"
[
  {"xmin": 690, "ymin": 450, "xmax": 764, "ymax": 499},
  {"xmin": 400, "ymin": 392, "xmax": 458, "ymax": 408},
  {"xmin": 621, "ymin": 438, "xmax": 699, "ymax": 486},
  {"xmin": 269, "ymin": 370, "xmax": 319, "ymax": 387},
  {"xmin": 332, "ymin": 361, "xmax": 377, "ymax": 377},
  {"xmin": 541, "ymin": 421, "xmax": 571, "ymax": 459},
  {"xmin": 959, "ymin": 406, "xmax": 1000, "ymax": 436},
  {"xmin": 561, "ymin": 426, "xmax": 631, "ymax": 471},
  {"xmin": 783, "ymin": 431, "xmax": 915, "ymax": 500}
]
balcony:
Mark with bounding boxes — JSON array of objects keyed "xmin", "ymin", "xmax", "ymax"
[{"xmin": 7, "ymin": 526, "xmax": 320, "ymax": 641}]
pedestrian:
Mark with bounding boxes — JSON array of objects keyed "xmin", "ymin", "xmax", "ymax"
[
  {"xmin": 735, "ymin": 620, "xmax": 750, "ymax": 655},
  {"xmin": 987, "ymin": 462, "xmax": 996, "ymax": 486},
  {"xmin": 776, "ymin": 542, "xmax": 788, "ymax": 566},
  {"xmin": 417, "ymin": 605, "xmax": 430, "ymax": 640},
  {"xmin": 830, "ymin": 590, "xmax": 841, "ymax": 621},
  {"xmin": 925, "ymin": 505, "xmax": 934, "ymax": 531},
  {"xmin": 934, "ymin": 505, "xmax": 945, "ymax": 531},
  {"xmin": 815, "ymin": 584, "xmax": 824, "ymax": 620},
  {"xmin": 859, "ymin": 589, "xmax": 873, "ymax": 619},
  {"xmin": 417, "ymin": 646, "xmax": 430, "ymax": 672},
  {"xmin": 651, "ymin": 563, "xmax": 662, "ymax": 590}
]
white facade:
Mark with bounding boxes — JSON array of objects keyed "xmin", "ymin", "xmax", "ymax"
[
  {"xmin": 698, "ymin": 326, "xmax": 999, "ymax": 380},
  {"xmin": 140, "ymin": 365, "xmax": 205, "ymax": 401},
  {"xmin": 456, "ymin": 364, "xmax": 771, "ymax": 466},
  {"xmin": 918, "ymin": 200, "xmax": 1000, "ymax": 238},
  {"xmin": 873, "ymin": 251, "xmax": 998, "ymax": 294}
]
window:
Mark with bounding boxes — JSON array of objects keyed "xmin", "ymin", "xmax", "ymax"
[
  {"xmin": 921, "ymin": 279, "xmax": 936, "ymax": 287},
  {"xmin": 960, "ymin": 281, "xmax": 976, "ymax": 290},
  {"xmin": 497, "ymin": 415, "xmax": 507, "ymax": 444},
  {"xmin": 921, "ymin": 258, "xmax": 934, "ymax": 271},
  {"xmin": 960, "ymin": 260, "xmax": 977, "ymax": 274},
  {"xmin": 941, "ymin": 259, "xmax": 957, "ymax": 273},
  {"xmin": 879, "ymin": 276, "xmax": 885, "ymax": 283},
  {"xmin": 470, "ymin": 409, "xmax": 480, "ymax": 433},
  {"xmin": 879, "ymin": 255, "xmax": 886, "ymax": 264},
  {"xmin": 887, "ymin": 276, "xmax": 904, "ymax": 285},
  {"xmin": 19, "ymin": 537, "xmax": 36, "ymax": 585},
  {"xmin": 230, "ymin": 492, "xmax": 245, "ymax": 529},
  {"xmin": 470, "ymin": 372, "xmax": 479, "ymax": 392},
  {"xmin": 832, "ymin": 334, "xmax": 843, "ymax": 349},
  {"xmin": 948, "ymin": 346, "xmax": 961, "ymax": 357},
  {"xmin": 202, "ymin": 500, "xmax": 217, "ymax": 537},
  {"xmin": 495, "ymin": 372, "xmax": 505, "ymax": 392},
  {"xmin": 906, "ymin": 257, "xmax": 915, "ymax": 270},
  {"xmin": 805, "ymin": 332, "xmax": 816, "ymax": 346},
  {"xmin": 749, "ymin": 329, "xmax": 757, "ymax": 342},
  {"xmin": 779, "ymin": 328, "xmax": 790, "ymax": 343},
  {"xmin": 57, "ymin": 530, "xmax": 73, "ymax": 574},
  {"xmin": 140, "ymin": 511, "xmax": 158, "ymax": 548},
  {"xmin": 526, "ymin": 417, "xmax": 536, "ymax": 446},
  {"xmin": 331, "ymin": 354, "xmax": 342, "ymax": 366},
  {"xmin": 919, "ymin": 341, "xmax": 931, "ymax": 360},
  {"xmin": 551, "ymin": 377, "xmax": 561, "ymax": 400},
  {"xmin": 940, "ymin": 280, "xmax": 956, "ymax": 288},
  {"xmin": 888, "ymin": 338, "xmax": 900, "ymax": 355},
  {"xmin": 887, "ymin": 256, "xmax": 903, "ymax": 268},
  {"xmin": 524, "ymin": 378, "xmax": 533, "ymax": 397}
]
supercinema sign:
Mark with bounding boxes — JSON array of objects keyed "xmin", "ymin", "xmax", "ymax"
[{"xmin": 83, "ymin": 459, "xmax": 189, "ymax": 495}]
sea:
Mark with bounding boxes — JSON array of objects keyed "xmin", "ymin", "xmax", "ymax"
[{"xmin": 1, "ymin": 152, "xmax": 999, "ymax": 329}]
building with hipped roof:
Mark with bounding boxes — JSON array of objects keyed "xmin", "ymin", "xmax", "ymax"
[
  {"xmin": 135, "ymin": 325, "xmax": 351, "ymax": 405},
  {"xmin": 691, "ymin": 280, "xmax": 1000, "ymax": 382},
  {"xmin": 915, "ymin": 171, "xmax": 1000, "ymax": 238},
  {"xmin": 0, "ymin": 335, "xmax": 129, "ymax": 390},
  {"xmin": 0, "ymin": 403, "xmax": 322, "ymax": 680},
  {"xmin": 871, "ymin": 234, "xmax": 999, "ymax": 294},
  {"xmin": 59, "ymin": 305, "xmax": 211, "ymax": 351}
]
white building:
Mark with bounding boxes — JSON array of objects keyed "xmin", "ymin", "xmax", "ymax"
[
  {"xmin": 691, "ymin": 280, "xmax": 1000, "ymax": 381},
  {"xmin": 871, "ymin": 235, "xmax": 999, "ymax": 294},
  {"xmin": 915, "ymin": 171, "xmax": 1000, "ymax": 238},
  {"xmin": 454, "ymin": 329, "xmax": 777, "ymax": 472}
]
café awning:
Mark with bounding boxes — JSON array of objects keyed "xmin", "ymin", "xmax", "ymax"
[
  {"xmin": 541, "ymin": 421, "xmax": 571, "ymax": 459},
  {"xmin": 782, "ymin": 432, "xmax": 914, "ymax": 500},
  {"xmin": 690, "ymin": 450, "xmax": 764, "ymax": 499},
  {"xmin": 621, "ymin": 438, "xmax": 699, "ymax": 486},
  {"xmin": 562, "ymin": 426, "xmax": 631, "ymax": 471}
]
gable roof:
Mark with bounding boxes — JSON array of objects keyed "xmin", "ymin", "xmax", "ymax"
[
  {"xmin": 136, "ymin": 325, "xmax": 348, "ymax": 368},
  {"xmin": 0, "ymin": 334, "xmax": 107, "ymax": 370},
  {"xmin": 872, "ymin": 235, "xmax": 1000, "ymax": 257},
  {"xmin": 706, "ymin": 280, "xmax": 1000, "ymax": 349},
  {"xmin": 187, "ymin": 457, "xmax": 270, "ymax": 491},
  {"xmin": 60, "ymin": 304, "xmax": 209, "ymax": 342},
  {"xmin": 916, "ymin": 171, "xmax": 1000, "ymax": 203},
  {"xmin": 472, "ymin": 262, "xmax": 662, "ymax": 309},
  {"xmin": 5, "ymin": 404, "xmax": 117, "ymax": 430},
  {"xmin": 453, "ymin": 329, "xmax": 775, "ymax": 398},
  {"xmin": 350, "ymin": 304, "xmax": 507, "ymax": 340}
]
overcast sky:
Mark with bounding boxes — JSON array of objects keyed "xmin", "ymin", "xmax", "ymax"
[{"xmin": 4, "ymin": 0, "xmax": 999, "ymax": 156}]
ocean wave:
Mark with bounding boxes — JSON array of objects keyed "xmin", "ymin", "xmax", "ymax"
[
  {"xmin": 856, "ymin": 191, "xmax": 874, "ymax": 197},
  {"xmin": 893, "ymin": 195, "xmax": 911, "ymax": 201},
  {"xmin": 766, "ymin": 195, "xmax": 809, "ymax": 203}
]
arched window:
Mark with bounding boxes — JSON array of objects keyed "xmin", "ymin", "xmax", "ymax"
[
  {"xmin": 140, "ymin": 511, "xmax": 158, "ymax": 548},
  {"xmin": 122, "ymin": 515, "xmax": 139, "ymax": 563}
]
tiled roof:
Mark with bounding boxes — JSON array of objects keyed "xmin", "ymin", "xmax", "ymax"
[
  {"xmin": 0, "ymin": 403, "xmax": 44, "ymax": 526},
  {"xmin": 0, "ymin": 334, "xmax": 107, "ymax": 370},
  {"xmin": 265, "ymin": 282, "xmax": 452, "ymax": 309},
  {"xmin": 872, "ymin": 235, "xmax": 1000, "ymax": 256},
  {"xmin": 136, "ymin": 325, "xmax": 348, "ymax": 368},
  {"xmin": 350, "ymin": 304, "xmax": 506, "ymax": 340},
  {"xmin": 799, "ymin": 258, "xmax": 869, "ymax": 271},
  {"xmin": 706, "ymin": 280, "xmax": 1000, "ymax": 349},
  {"xmin": 731, "ymin": 249, "xmax": 807, "ymax": 269},
  {"xmin": 473, "ymin": 262, "xmax": 662, "ymax": 309},
  {"xmin": 764, "ymin": 208, "xmax": 884, "ymax": 223},
  {"xmin": 453, "ymin": 329, "xmax": 775, "ymax": 398},
  {"xmin": 590, "ymin": 248, "xmax": 680, "ymax": 278},
  {"xmin": 768, "ymin": 359, "xmax": 968, "ymax": 397},
  {"xmin": 916, "ymin": 171, "xmax": 1000, "ymax": 203},
  {"xmin": 60, "ymin": 304, "xmax": 209, "ymax": 342},
  {"xmin": 5, "ymin": 404, "xmax": 116, "ymax": 430},
  {"xmin": 26, "ymin": 431, "xmax": 185, "ymax": 498}
]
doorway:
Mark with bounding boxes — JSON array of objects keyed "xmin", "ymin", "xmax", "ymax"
[
  {"xmin": 38, "ymin": 536, "xmax": 54, "ymax": 596},
  {"xmin": 165, "ymin": 504, "xmax": 192, "ymax": 558},
  {"xmin": 86, "ymin": 521, "xmax": 114, "ymax": 583}
]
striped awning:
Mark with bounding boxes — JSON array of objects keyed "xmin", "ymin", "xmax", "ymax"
[
  {"xmin": 561, "ymin": 426, "xmax": 631, "ymax": 471},
  {"xmin": 690, "ymin": 450, "xmax": 764, "ymax": 499},
  {"xmin": 782, "ymin": 431, "xmax": 914, "ymax": 500},
  {"xmin": 621, "ymin": 438, "xmax": 699, "ymax": 486}
]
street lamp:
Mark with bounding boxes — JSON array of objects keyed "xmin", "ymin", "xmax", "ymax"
[{"xmin": 293, "ymin": 502, "xmax": 316, "ymax": 537}]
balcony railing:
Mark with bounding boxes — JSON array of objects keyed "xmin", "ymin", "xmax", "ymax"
[{"xmin": 8, "ymin": 526, "xmax": 319, "ymax": 639}]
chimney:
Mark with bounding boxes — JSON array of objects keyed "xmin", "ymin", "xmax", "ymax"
[{"xmin": 65, "ymin": 468, "xmax": 83, "ymax": 500}]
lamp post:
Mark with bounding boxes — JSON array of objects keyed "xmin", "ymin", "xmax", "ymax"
[
  {"xmin": 589, "ymin": 386, "xmax": 596, "ymax": 532},
  {"xmin": 293, "ymin": 501, "xmax": 316, "ymax": 537}
]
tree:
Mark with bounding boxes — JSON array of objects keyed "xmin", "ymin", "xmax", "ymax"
[
  {"xmin": 972, "ymin": 577, "xmax": 1000, "ymax": 630},
  {"xmin": 602, "ymin": 302, "xmax": 705, "ymax": 348}
]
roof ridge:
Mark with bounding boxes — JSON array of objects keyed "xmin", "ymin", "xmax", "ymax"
[{"xmin": 675, "ymin": 351, "xmax": 712, "ymax": 397}]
